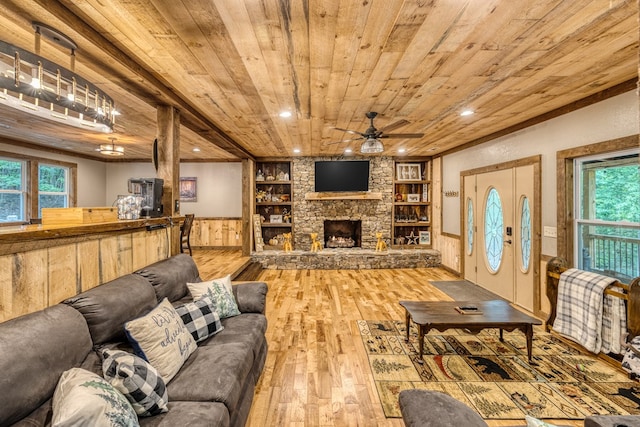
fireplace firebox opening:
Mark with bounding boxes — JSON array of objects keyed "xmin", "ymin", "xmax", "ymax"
[{"xmin": 324, "ymin": 220, "xmax": 362, "ymax": 248}]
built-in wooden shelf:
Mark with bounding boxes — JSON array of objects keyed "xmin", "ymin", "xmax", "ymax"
[{"xmin": 305, "ymin": 192, "xmax": 383, "ymax": 200}]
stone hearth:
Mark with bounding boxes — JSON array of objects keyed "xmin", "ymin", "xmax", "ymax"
[{"xmin": 252, "ymin": 248, "xmax": 440, "ymax": 270}]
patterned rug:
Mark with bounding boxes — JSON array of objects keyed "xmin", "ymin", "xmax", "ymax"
[{"xmin": 357, "ymin": 319, "xmax": 640, "ymax": 420}]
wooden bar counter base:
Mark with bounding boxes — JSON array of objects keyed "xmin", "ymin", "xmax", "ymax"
[{"xmin": 399, "ymin": 299, "xmax": 542, "ymax": 364}]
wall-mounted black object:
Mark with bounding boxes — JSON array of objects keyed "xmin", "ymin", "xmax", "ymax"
[
  {"xmin": 314, "ymin": 160, "xmax": 370, "ymax": 192},
  {"xmin": 128, "ymin": 178, "xmax": 163, "ymax": 218}
]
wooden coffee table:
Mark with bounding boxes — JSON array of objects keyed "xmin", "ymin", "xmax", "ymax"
[{"xmin": 399, "ymin": 300, "xmax": 542, "ymax": 363}]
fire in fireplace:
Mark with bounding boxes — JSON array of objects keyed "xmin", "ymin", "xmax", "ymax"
[{"xmin": 324, "ymin": 220, "xmax": 362, "ymax": 248}]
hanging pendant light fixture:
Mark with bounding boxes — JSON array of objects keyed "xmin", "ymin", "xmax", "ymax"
[
  {"xmin": 99, "ymin": 137, "xmax": 124, "ymax": 156},
  {"xmin": 0, "ymin": 22, "xmax": 117, "ymax": 133},
  {"xmin": 359, "ymin": 137, "xmax": 384, "ymax": 154}
]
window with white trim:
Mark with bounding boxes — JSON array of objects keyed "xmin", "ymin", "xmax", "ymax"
[{"xmin": 574, "ymin": 149, "xmax": 640, "ymax": 280}]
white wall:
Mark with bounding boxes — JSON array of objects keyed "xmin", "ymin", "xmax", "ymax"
[
  {"xmin": 0, "ymin": 142, "xmax": 107, "ymax": 207},
  {"xmin": 441, "ymin": 90, "xmax": 639, "ymax": 256},
  {"xmin": 105, "ymin": 162, "xmax": 242, "ymax": 217}
]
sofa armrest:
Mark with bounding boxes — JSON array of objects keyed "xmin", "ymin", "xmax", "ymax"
[{"xmin": 232, "ymin": 281, "xmax": 268, "ymax": 314}]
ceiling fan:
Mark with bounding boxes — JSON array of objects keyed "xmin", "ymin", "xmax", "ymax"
[{"xmin": 332, "ymin": 112, "xmax": 424, "ymax": 154}]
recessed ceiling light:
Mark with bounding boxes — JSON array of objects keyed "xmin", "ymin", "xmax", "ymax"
[
  {"xmin": 279, "ymin": 111, "xmax": 292, "ymax": 118},
  {"xmin": 192, "ymin": 147, "xmax": 201, "ymax": 152},
  {"xmin": 344, "ymin": 148, "xmax": 353, "ymax": 154},
  {"xmin": 460, "ymin": 109, "xmax": 474, "ymax": 117},
  {"xmin": 293, "ymin": 148, "xmax": 301, "ymax": 153},
  {"xmin": 398, "ymin": 148, "xmax": 406, "ymax": 153}
]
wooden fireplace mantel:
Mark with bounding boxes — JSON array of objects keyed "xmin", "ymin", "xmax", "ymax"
[{"xmin": 304, "ymin": 192, "xmax": 383, "ymax": 201}]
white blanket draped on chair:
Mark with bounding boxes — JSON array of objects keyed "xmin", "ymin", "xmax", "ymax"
[{"xmin": 552, "ymin": 268, "xmax": 626, "ymax": 354}]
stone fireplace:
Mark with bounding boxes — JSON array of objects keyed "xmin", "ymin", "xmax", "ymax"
[
  {"xmin": 324, "ymin": 220, "xmax": 362, "ymax": 248},
  {"xmin": 292, "ymin": 157, "xmax": 394, "ymax": 250}
]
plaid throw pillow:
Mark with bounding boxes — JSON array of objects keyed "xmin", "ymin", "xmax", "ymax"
[
  {"xmin": 102, "ymin": 349, "xmax": 168, "ymax": 416},
  {"xmin": 175, "ymin": 296, "xmax": 223, "ymax": 343}
]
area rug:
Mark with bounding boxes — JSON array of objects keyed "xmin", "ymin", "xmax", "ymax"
[
  {"xmin": 429, "ymin": 280, "xmax": 506, "ymax": 301},
  {"xmin": 357, "ymin": 319, "xmax": 640, "ymax": 420}
]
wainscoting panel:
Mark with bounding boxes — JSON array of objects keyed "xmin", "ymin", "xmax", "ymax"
[{"xmin": 190, "ymin": 218, "xmax": 242, "ymax": 247}]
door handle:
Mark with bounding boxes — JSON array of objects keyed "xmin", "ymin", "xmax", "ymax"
[{"xmin": 504, "ymin": 239, "xmax": 512, "ymax": 244}]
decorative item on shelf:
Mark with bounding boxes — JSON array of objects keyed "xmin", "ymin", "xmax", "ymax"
[
  {"xmin": 419, "ymin": 231, "xmax": 431, "ymax": 245},
  {"xmin": 405, "ymin": 231, "xmax": 419, "ymax": 245},
  {"xmin": 256, "ymin": 170, "xmax": 264, "ymax": 181},
  {"xmin": 375, "ymin": 232, "xmax": 387, "ymax": 252},
  {"xmin": 277, "ymin": 170, "xmax": 286, "ymax": 181},
  {"xmin": 269, "ymin": 237, "xmax": 278, "ymax": 246},
  {"xmin": 310, "ymin": 232, "xmax": 322, "ymax": 252},
  {"xmin": 270, "ymin": 214, "xmax": 283, "ymax": 224},
  {"xmin": 279, "ymin": 194, "xmax": 290, "ymax": 202},
  {"xmin": 395, "ymin": 192, "xmax": 403, "ymax": 202},
  {"xmin": 282, "ymin": 208, "xmax": 291, "ymax": 223},
  {"xmin": 407, "ymin": 194, "xmax": 420, "ymax": 203},
  {"xmin": 256, "ymin": 189, "xmax": 266, "ymax": 202},
  {"xmin": 282, "ymin": 233, "xmax": 293, "ymax": 252},
  {"xmin": 283, "ymin": 172, "xmax": 289, "ymax": 181},
  {"xmin": 0, "ymin": 23, "xmax": 118, "ymax": 134},
  {"xmin": 396, "ymin": 164, "xmax": 421, "ymax": 181},
  {"xmin": 395, "ymin": 236, "xmax": 405, "ymax": 246}
]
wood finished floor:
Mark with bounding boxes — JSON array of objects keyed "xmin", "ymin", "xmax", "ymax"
[{"xmin": 193, "ymin": 249, "xmax": 582, "ymax": 427}]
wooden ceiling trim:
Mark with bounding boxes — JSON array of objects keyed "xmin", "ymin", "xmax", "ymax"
[{"xmin": 438, "ymin": 79, "xmax": 638, "ymax": 158}]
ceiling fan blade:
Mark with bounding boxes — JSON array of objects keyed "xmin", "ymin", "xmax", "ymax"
[
  {"xmin": 379, "ymin": 119, "xmax": 409, "ymax": 133},
  {"xmin": 379, "ymin": 133, "xmax": 424, "ymax": 139},
  {"xmin": 334, "ymin": 127, "xmax": 365, "ymax": 137}
]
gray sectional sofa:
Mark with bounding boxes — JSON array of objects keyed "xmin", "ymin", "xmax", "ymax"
[
  {"xmin": 0, "ymin": 254, "xmax": 268, "ymax": 427},
  {"xmin": 399, "ymin": 389, "xmax": 640, "ymax": 427}
]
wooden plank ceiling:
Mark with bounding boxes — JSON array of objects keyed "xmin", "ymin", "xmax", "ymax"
[{"xmin": 0, "ymin": 0, "xmax": 636, "ymax": 161}]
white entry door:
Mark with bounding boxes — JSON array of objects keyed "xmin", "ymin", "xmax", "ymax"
[
  {"xmin": 462, "ymin": 165, "xmax": 536, "ymax": 311},
  {"xmin": 476, "ymin": 169, "xmax": 515, "ymax": 301}
]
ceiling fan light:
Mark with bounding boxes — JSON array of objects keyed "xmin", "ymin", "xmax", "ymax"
[{"xmin": 360, "ymin": 137, "xmax": 384, "ymax": 154}]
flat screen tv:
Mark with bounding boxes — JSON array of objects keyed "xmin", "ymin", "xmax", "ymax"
[{"xmin": 314, "ymin": 160, "xmax": 370, "ymax": 192}]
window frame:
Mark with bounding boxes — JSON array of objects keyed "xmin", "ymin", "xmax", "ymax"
[
  {"xmin": 556, "ymin": 135, "xmax": 639, "ymax": 265},
  {"xmin": 573, "ymin": 148, "xmax": 639, "ymax": 278},
  {"xmin": 0, "ymin": 150, "xmax": 77, "ymax": 225},
  {"xmin": 0, "ymin": 156, "xmax": 27, "ymax": 223},
  {"xmin": 38, "ymin": 162, "xmax": 70, "ymax": 217}
]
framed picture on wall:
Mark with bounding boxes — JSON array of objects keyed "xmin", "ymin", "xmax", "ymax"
[
  {"xmin": 419, "ymin": 231, "xmax": 431, "ymax": 245},
  {"xmin": 179, "ymin": 177, "xmax": 197, "ymax": 202}
]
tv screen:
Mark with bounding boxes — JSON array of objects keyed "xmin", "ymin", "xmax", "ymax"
[{"xmin": 314, "ymin": 160, "xmax": 370, "ymax": 192}]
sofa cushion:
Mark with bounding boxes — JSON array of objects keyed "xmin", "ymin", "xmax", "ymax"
[
  {"xmin": 175, "ymin": 297, "xmax": 223, "ymax": 343},
  {"xmin": 399, "ymin": 389, "xmax": 488, "ymax": 427},
  {"xmin": 232, "ymin": 282, "xmax": 268, "ymax": 314},
  {"xmin": 0, "ymin": 304, "xmax": 93, "ymax": 426},
  {"xmin": 52, "ymin": 367, "xmax": 138, "ymax": 427},
  {"xmin": 138, "ymin": 401, "xmax": 229, "ymax": 427},
  {"xmin": 125, "ymin": 298, "xmax": 197, "ymax": 383},
  {"xmin": 135, "ymin": 254, "xmax": 200, "ymax": 303},
  {"xmin": 102, "ymin": 349, "xmax": 169, "ymax": 416},
  {"xmin": 64, "ymin": 273, "xmax": 157, "ymax": 345},
  {"xmin": 201, "ymin": 314, "xmax": 267, "ymax": 361},
  {"xmin": 188, "ymin": 279, "xmax": 240, "ymax": 319},
  {"xmin": 166, "ymin": 342, "xmax": 254, "ymax": 412}
]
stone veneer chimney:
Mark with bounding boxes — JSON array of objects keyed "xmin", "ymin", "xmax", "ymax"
[{"xmin": 292, "ymin": 157, "xmax": 394, "ymax": 250}]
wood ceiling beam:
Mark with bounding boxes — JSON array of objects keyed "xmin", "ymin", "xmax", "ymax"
[{"xmin": 32, "ymin": 0, "xmax": 254, "ymax": 160}]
